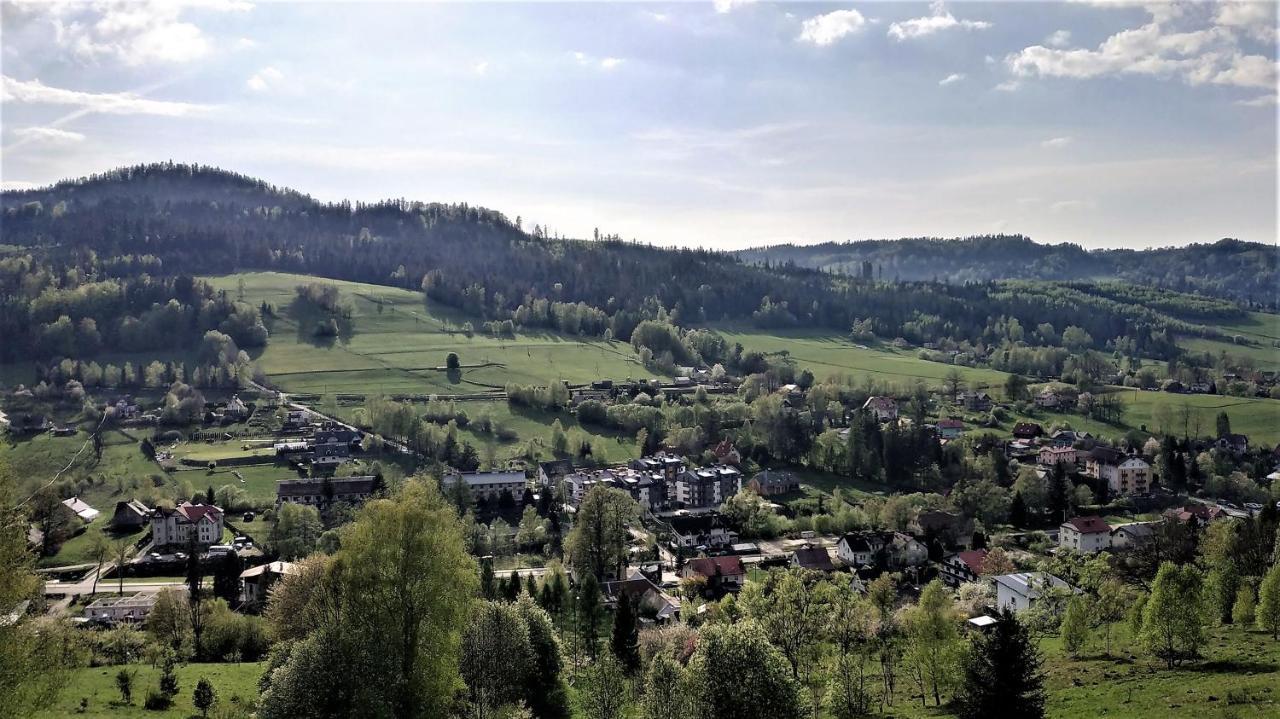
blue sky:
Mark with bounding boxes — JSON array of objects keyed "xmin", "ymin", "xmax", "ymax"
[{"xmin": 1, "ymin": 1, "xmax": 1275, "ymax": 249}]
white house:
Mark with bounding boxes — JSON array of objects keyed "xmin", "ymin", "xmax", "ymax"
[
  {"xmin": 239, "ymin": 561, "xmax": 297, "ymax": 607},
  {"xmin": 62, "ymin": 496, "xmax": 100, "ymax": 523},
  {"xmin": 1059, "ymin": 516, "xmax": 1111, "ymax": 553},
  {"xmin": 993, "ymin": 572, "xmax": 1072, "ymax": 612},
  {"xmin": 836, "ymin": 532, "xmax": 886, "ymax": 568},
  {"xmin": 1110, "ymin": 521, "xmax": 1157, "ymax": 550},
  {"xmin": 862, "ymin": 396, "xmax": 899, "ymax": 422},
  {"xmin": 83, "ymin": 589, "xmax": 182, "ymax": 623},
  {"xmin": 151, "ymin": 502, "xmax": 223, "ymax": 549},
  {"xmin": 667, "ymin": 513, "xmax": 738, "ymax": 550},
  {"xmin": 1087, "ymin": 448, "xmax": 1151, "ymax": 496}
]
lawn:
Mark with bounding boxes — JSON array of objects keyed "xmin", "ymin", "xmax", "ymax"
[
  {"xmin": 716, "ymin": 327, "xmax": 1012, "ymax": 391},
  {"xmin": 203, "ymin": 272, "xmax": 661, "ymax": 396},
  {"xmin": 35, "ymin": 661, "xmax": 264, "ymax": 719},
  {"xmin": 39, "ymin": 514, "xmax": 148, "ymax": 569}
]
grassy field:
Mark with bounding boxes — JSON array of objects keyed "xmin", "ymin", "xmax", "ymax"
[
  {"xmin": 35, "ymin": 661, "xmax": 264, "ymax": 719},
  {"xmin": 1111, "ymin": 387, "xmax": 1280, "ymax": 444},
  {"xmin": 204, "ymin": 272, "xmax": 661, "ymax": 396},
  {"xmin": 717, "ymin": 327, "xmax": 1012, "ymax": 391}
]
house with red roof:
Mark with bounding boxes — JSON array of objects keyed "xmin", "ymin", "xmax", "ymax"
[
  {"xmin": 151, "ymin": 502, "xmax": 224, "ymax": 549},
  {"xmin": 862, "ymin": 396, "xmax": 899, "ymax": 422},
  {"xmin": 1058, "ymin": 516, "xmax": 1111, "ymax": 553},
  {"xmin": 679, "ymin": 556, "xmax": 746, "ymax": 592},
  {"xmin": 936, "ymin": 419, "xmax": 964, "ymax": 440},
  {"xmin": 938, "ymin": 549, "xmax": 989, "ymax": 587}
]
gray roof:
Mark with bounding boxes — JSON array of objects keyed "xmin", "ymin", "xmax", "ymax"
[{"xmin": 277, "ymin": 476, "xmax": 376, "ymax": 497}]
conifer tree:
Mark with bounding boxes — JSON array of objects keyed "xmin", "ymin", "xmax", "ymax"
[{"xmin": 957, "ymin": 609, "xmax": 1045, "ymax": 719}]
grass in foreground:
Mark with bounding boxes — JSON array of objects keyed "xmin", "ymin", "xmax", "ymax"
[{"xmin": 35, "ymin": 661, "xmax": 265, "ymax": 719}]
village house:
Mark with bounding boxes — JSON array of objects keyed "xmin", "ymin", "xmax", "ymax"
[
  {"xmin": 1037, "ymin": 445, "xmax": 1080, "ymax": 468},
  {"xmin": 936, "ymin": 419, "xmax": 964, "ymax": 440},
  {"xmin": 791, "ymin": 545, "xmax": 837, "ymax": 572},
  {"xmin": 310, "ymin": 443, "xmax": 351, "ymax": 467},
  {"xmin": 1059, "ymin": 516, "xmax": 1111, "ymax": 553},
  {"xmin": 239, "ymin": 561, "xmax": 297, "ymax": 608},
  {"xmin": 667, "ymin": 513, "xmax": 738, "ymax": 551},
  {"xmin": 747, "ymin": 469, "xmax": 800, "ymax": 497},
  {"xmin": 607, "ymin": 467, "xmax": 667, "ymax": 512},
  {"xmin": 313, "ymin": 424, "xmax": 361, "ymax": 449},
  {"xmin": 938, "ymin": 549, "xmax": 988, "ymax": 587},
  {"xmin": 836, "ymin": 532, "xmax": 884, "ymax": 568},
  {"xmin": 1216, "ymin": 433, "xmax": 1249, "ymax": 455},
  {"xmin": 61, "ymin": 496, "xmax": 100, "ymax": 523},
  {"xmin": 680, "ymin": 556, "xmax": 746, "ymax": 593},
  {"xmin": 151, "ymin": 502, "xmax": 224, "ymax": 549},
  {"xmin": 862, "ymin": 396, "xmax": 899, "ymax": 422},
  {"xmin": 602, "ymin": 569, "xmax": 681, "ymax": 624},
  {"xmin": 1110, "ymin": 522, "xmax": 1157, "ymax": 550},
  {"xmin": 442, "ymin": 470, "xmax": 527, "ymax": 503},
  {"xmin": 84, "ymin": 590, "xmax": 181, "ymax": 624},
  {"xmin": 1034, "ymin": 390, "xmax": 1060, "ymax": 409},
  {"xmin": 1164, "ymin": 503, "xmax": 1229, "ymax": 526},
  {"xmin": 1086, "ymin": 447, "xmax": 1151, "ymax": 496},
  {"xmin": 113, "ymin": 397, "xmax": 141, "ymax": 420},
  {"xmin": 276, "ymin": 476, "xmax": 378, "ymax": 509},
  {"xmin": 959, "ymin": 391, "xmax": 993, "ymax": 412},
  {"xmin": 109, "ymin": 500, "xmax": 151, "ymax": 530},
  {"xmin": 536, "ymin": 459, "xmax": 574, "ymax": 487},
  {"xmin": 223, "ymin": 395, "xmax": 250, "ymax": 421},
  {"xmin": 993, "ymin": 572, "xmax": 1072, "ymax": 612},
  {"xmin": 1049, "ymin": 429, "xmax": 1090, "ymax": 448},
  {"xmin": 712, "ymin": 439, "xmax": 742, "ymax": 466}
]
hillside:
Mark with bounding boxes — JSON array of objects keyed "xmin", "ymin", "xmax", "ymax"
[
  {"xmin": 736, "ymin": 235, "xmax": 1278, "ymax": 308},
  {"xmin": 1, "ymin": 164, "xmax": 1263, "ymax": 371}
]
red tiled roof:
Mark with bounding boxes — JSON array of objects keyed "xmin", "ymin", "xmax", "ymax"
[
  {"xmin": 937, "ymin": 419, "xmax": 963, "ymax": 429},
  {"xmin": 1063, "ymin": 516, "xmax": 1109, "ymax": 534},
  {"xmin": 177, "ymin": 502, "xmax": 223, "ymax": 523},
  {"xmin": 955, "ymin": 549, "xmax": 988, "ymax": 575},
  {"xmin": 684, "ymin": 556, "xmax": 745, "ymax": 578}
]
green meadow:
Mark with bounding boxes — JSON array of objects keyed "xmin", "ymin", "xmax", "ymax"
[
  {"xmin": 204, "ymin": 272, "xmax": 660, "ymax": 396},
  {"xmin": 34, "ymin": 661, "xmax": 265, "ymax": 719}
]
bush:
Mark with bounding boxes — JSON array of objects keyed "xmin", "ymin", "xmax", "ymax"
[{"xmin": 143, "ymin": 690, "xmax": 172, "ymax": 710}]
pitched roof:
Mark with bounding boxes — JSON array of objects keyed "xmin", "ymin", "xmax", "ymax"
[
  {"xmin": 669, "ymin": 513, "xmax": 728, "ymax": 535},
  {"xmin": 684, "ymin": 556, "xmax": 745, "ymax": 578},
  {"xmin": 164, "ymin": 502, "xmax": 222, "ymax": 524},
  {"xmin": 538, "ymin": 459, "xmax": 574, "ymax": 477},
  {"xmin": 863, "ymin": 396, "xmax": 897, "ymax": 410},
  {"xmin": 239, "ymin": 561, "xmax": 297, "ymax": 580},
  {"xmin": 1062, "ymin": 516, "xmax": 1110, "ymax": 534},
  {"xmin": 1089, "ymin": 446, "xmax": 1125, "ymax": 465},
  {"xmin": 993, "ymin": 572, "xmax": 1070, "ymax": 599},
  {"xmin": 937, "ymin": 419, "xmax": 964, "ymax": 430},
  {"xmin": 953, "ymin": 549, "xmax": 988, "ymax": 575},
  {"xmin": 792, "ymin": 546, "xmax": 836, "ymax": 571}
]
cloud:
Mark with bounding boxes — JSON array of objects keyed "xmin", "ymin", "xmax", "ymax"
[
  {"xmin": 473, "ymin": 60, "xmax": 490, "ymax": 75},
  {"xmin": 12, "ymin": 126, "xmax": 86, "ymax": 145},
  {"xmin": 888, "ymin": 1, "xmax": 991, "ymax": 41},
  {"xmin": 245, "ymin": 66, "xmax": 283, "ymax": 92},
  {"xmin": 572, "ymin": 51, "xmax": 623, "ymax": 70},
  {"xmin": 1046, "ymin": 30, "xmax": 1072, "ymax": 47},
  {"xmin": 1, "ymin": 75, "xmax": 210, "ymax": 116},
  {"xmin": 1, "ymin": 180, "xmax": 39, "ymax": 191},
  {"xmin": 713, "ymin": 0, "xmax": 756, "ymax": 14},
  {"xmin": 47, "ymin": 0, "xmax": 253, "ymax": 66},
  {"xmin": 798, "ymin": 9, "xmax": 869, "ymax": 47},
  {"xmin": 939, "ymin": 73, "xmax": 966, "ymax": 86},
  {"xmin": 1005, "ymin": 5, "xmax": 1279, "ymax": 90},
  {"xmin": 994, "ymin": 79, "xmax": 1022, "ymax": 92},
  {"xmin": 1214, "ymin": 1, "xmax": 1277, "ymax": 43},
  {"xmin": 1050, "ymin": 199, "xmax": 1090, "ymax": 213},
  {"xmin": 1042, "ymin": 136, "xmax": 1073, "ymax": 148}
]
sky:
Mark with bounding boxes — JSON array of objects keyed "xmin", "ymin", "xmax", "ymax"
[{"xmin": 1, "ymin": 1, "xmax": 1276, "ymax": 250}]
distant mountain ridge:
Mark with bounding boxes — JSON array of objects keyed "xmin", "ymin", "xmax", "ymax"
[{"xmin": 736, "ymin": 235, "xmax": 1277, "ymax": 307}]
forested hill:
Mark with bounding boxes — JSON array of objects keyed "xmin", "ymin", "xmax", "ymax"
[
  {"xmin": 0, "ymin": 163, "xmax": 1255, "ymax": 366},
  {"xmin": 736, "ymin": 235, "xmax": 1278, "ymax": 308}
]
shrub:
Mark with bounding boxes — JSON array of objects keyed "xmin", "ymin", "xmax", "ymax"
[{"xmin": 143, "ymin": 690, "xmax": 172, "ymax": 710}]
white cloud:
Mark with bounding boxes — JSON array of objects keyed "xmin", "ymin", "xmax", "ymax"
[
  {"xmin": 473, "ymin": 61, "xmax": 490, "ymax": 75},
  {"xmin": 1, "ymin": 75, "xmax": 210, "ymax": 116},
  {"xmin": 1006, "ymin": 5, "xmax": 1278, "ymax": 91},
  {"xmin": 888, "ymin": 1, "xmax": 991, "ymax": 41},
  {"xmin": 646, "ymin": 11, "xmax": 670, "ymax": 23},
  {"xmin": 47, "ymin": 0, "xmax": 253, "ymax": 66},
  {"xmin": 572, "ymin": 52, "xmax": 623, "ymax": 70},
  {"xmin": 12, "ymin": 126, "xmax": 86, "ymax": 145},
  {"xmin": 245, "ymin": 66, "xmax": 283, "ymax": 92},
  {"xmin": 994, "ymin": 79, "xmax": 1022, "ymax": 92},
  {"xmin": 798, "ymin": 9, "xmax": 869, "ymax": 47},
  {"xmin": 1042, "ymin": 136, "xmax": 1073, "ymax": 148},
  {"xmin": 713, "ymin": 0, "xmax": 756, "ymax": 14},
  {"xmin": 939, "ymin": 73, "xmax": 966, "ymax": 86},
  {"xmin": 1046, "ymin": 30, "xmax": 1072, "ymax": 47},
  {"xmin": 1214, "ymin": 1, "xmax": 1277, "ymax": 43}
]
